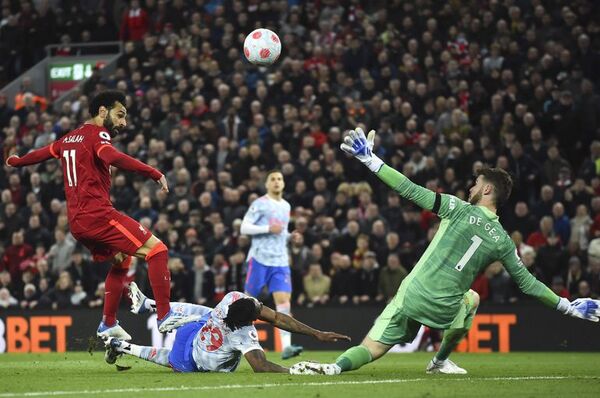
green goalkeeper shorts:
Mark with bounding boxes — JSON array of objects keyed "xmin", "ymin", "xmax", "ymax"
[{"xmin": 367, "ymin": 290, "xmax": 478, "ymax": 346}]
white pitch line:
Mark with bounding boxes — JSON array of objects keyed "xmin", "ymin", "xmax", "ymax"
[{"xmin": 0, "ymin": 376, "xmax": 599, "ymax": 397}]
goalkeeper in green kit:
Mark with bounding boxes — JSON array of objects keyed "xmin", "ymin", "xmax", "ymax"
[{"xmin": 291, "ymin": 128, "xmax": 600, "ymax": 376}]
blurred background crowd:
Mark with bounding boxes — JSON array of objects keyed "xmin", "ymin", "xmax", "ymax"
[{"xmin": 1, "ymin": 0, "xmax": 600, "ymax": 312}]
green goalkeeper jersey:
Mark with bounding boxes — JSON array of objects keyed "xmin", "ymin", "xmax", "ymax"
[{"xmin": 377, "ymin": 165, "xmax": 559, "ymax": 329}]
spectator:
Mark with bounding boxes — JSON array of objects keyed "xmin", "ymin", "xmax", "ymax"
[
  {"xmin": 192, "ymin": 255, "xmax": 215, "ymax": 305},
  {"xmin": 66, "ymin": 248, "xmax": 97, "ymax": 296},
  {"xmin": 48, "ymin": 229, "xmax": 75, "ymax": 274},
  {"xmin": 377, "ymin": 254, "xmax": 408, "ymax": 303},
  {"xmin": 0, "ymin": 271, "xmax": 14, "ymax": 292},
  {"xmin": 330, "ymin": 254, "xmax": 356, "ymax": 305},
  {"xmin": 40, "ymin": 271, "xmax": 73, "ymax": 310},
  {"xmin": 543, "ymin": 147, "xmax": 571, "ymax": 185},
  {"xmin": 70, "ymin": 281, "xmax": 87, "ymax": 306},
  {"xmin": 2, "ymin": 0, "xmax": 600, "ymax": 309},
  {"xmin": 551, "ymin": 276, "xmax": 570, "ymax": 299},
  {"xmin": 570, "ymin": 204, "xmax": 593, "ymax": 252},
  {"xmin": 486, "ymin": 262, "xmax": 511, "ymax": 304},
  {"xmin": 169, "ymin": 257, "xmax": 192, "ymax": 302},
  {"xmin": 353, "ymin": 251, "xmax": 380, "ymax": 304},
  {"xmin": 552, "ymin": 202, "xmax": 571, "ymax": 244},
  {"xmin": 87, "ymin": 282, "xmax": 105, "ymax": 309},
  {"xmin": 352, "ymin": 233, "xmax": 370, "ymax": 269},
  {"xmin": 527, "ymin": 216, "xmax": 557, "ymax": 250},
  {"xmin": 566, "ymin": 256, "xmax": 587, "ymax": 296},
  {"xmin": 505, "ymin": 202, "xmax": 537, "ymax": 237},
  {"xmin": 120, "ymin": 0, "xmax": 149, "ymax": 42},
  {"xmin": 213, "ymin": 273, "xmax": 227, "ymax": 303},
  {"xmin": 20, "ymin": 283, "xmax": 38, "ymax": 309},
  {"xmin": 300, "ymin": 263, "xmax": 331, "ymax": 307},
  {"xmin": 0, "ymin": 287, "xmax": 18, "ymax": 308},
  {"xmin": 575, "ymin": 280, "xmax": 593, "ymax": 299},
  {"xmin": 1, "ymin": 231, "xmax": 33, "ymax": 283}
]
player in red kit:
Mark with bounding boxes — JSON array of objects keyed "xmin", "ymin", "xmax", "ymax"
[{"xmin": 6, "ymin": 90, "xmax": 185, "ymax": 337}]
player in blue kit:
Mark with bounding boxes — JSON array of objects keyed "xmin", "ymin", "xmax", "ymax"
[
  {"xmin": 241, "ymin": 170, "xmax": 302, "ymax": 359},
  {"xmin": 102, "ymin": 283, "xmax": 349, "ymax": 373}
]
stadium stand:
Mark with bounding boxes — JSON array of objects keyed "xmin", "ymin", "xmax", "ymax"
[{"xmin": 1, "ymin": 0, "xmax": 600, "ymax": 311}]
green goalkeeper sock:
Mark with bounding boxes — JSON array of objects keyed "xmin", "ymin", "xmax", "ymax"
[
  {"xmin": 435, "ymin": 328, "xmax": 467, "ymax": 361},
  {"xmin": 335, "ymin": 345, "xmax": 373, "ymax": 372}
]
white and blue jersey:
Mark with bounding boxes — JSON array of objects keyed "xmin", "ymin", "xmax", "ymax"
[
  {"xmin": 168, "ymin": 292, "xmax": 263, "ymax": 373},
  {"xmin": 242, "ymin": 195, "xmax": 292, "ymax": 297},
  {"xmin": 243, "ymin": 195, "xmax": 291, "ymax": 267}
]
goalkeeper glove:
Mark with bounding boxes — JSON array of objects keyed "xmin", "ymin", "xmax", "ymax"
[
  {"xmin": 557, "ymin": 297, "xmax": 600, "ymax": 322},
  {"xmin": 340, "ymin": 127, "xmax": 384, "ymax": 173}
]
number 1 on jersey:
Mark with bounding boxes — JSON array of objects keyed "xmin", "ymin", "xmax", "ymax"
[
  {"xmin": 455, "ymin": 235, "xmax": 483, "ymax": 271},
  {"xmin": 63, "ymin": 150, "xmax": 77, "ymax": 187}
]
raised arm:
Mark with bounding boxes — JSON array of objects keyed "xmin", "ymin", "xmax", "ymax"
[
  {"xmin": 6, "ymin": 143, "xmax": 59, "ymax": 167},
  {"xmin": 341, "ymin": 128, "xmax": 464, "ymax": 217},
  {"xmin": 258, "ymin": 304, "xmax": 350, "ymax": 343},
  {"xmin": 97, "ymin": 145, "xmax": 162, "ymax": 180}
]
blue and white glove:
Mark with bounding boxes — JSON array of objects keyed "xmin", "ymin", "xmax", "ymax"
[
  {"xmin": 557, "ymin": 297, "xmax": 600, "ymax": 322},
  {"xmin": 340, "ymin": 127, "xmax": 384, "ymax": 173}
]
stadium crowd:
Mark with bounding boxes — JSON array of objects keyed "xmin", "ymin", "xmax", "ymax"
[{"xmin": 1, "ymin": 0, "xmax": 600, "ymax": 312}]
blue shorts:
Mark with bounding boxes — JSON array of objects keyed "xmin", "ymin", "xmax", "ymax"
[
  {"xmin": 244, "ymin": 258, "xmax": 292, "ymax": 297},
  {"xmin": 168, "ymin": 312, "xmax": 210, "ymax": 373}
]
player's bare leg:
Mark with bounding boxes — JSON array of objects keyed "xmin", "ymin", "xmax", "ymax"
[
  {"xmin": 97, "ymin": 253, "xmax": 133, "ymax": 341},
  {"xmin": 103, "ymin": 336, "xmax": 170, "ymax": 367},
  {"xmin": 426, "ymin": 290, "xmax": 480, "ymax": 375},
  {"xmin": 273, "ymin": 291, "xmax": 303, "ymax": 359},
  {"xmin": 134, "ymin": 234, "xmax": 183, "ymax": 332}
]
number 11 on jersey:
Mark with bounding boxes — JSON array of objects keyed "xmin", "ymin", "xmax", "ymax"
[
  {"xmin": 63, "ymin": 150, "xmax": 77, "ymax": 187},
  {"xmin": 455, "ymin": 235, "xmax": 483, "ymax": 272}
]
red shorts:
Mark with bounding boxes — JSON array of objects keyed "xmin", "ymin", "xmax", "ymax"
[{"xmin": 70, "ymin": 208, "xmax": 152, "ymax": 263}]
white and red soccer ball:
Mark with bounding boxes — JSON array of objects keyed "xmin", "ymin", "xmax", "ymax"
[{"xmin": 243, "ymin": 28, "xmax": 281, "ymax": 66}]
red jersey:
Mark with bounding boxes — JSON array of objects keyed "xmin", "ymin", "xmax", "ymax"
[
  {"xmin": 51, "ymin": 124, "xmax": 115, "ymax": 218},
  {"xmin": 8, "ymin": 123, "xmax": 162, "ymax": 229}
]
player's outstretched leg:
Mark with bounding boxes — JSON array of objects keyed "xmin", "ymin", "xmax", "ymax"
[
  {"xmin": 103, "ymin": 337, "xmax": 170, "ymax": 367},
  {"xmin": 97, "ymin": 255, "xmax": 132, "ymax": 341},
  {"xmin": 129, "ymin": 282, "xmax": 212, "ymax": 318},
  {"xmin": 134, "ymin": 235, "xmax": 185, "ymax": 332},
  {"xmin": 426, "ymin": 290, "xmax": 480, "ymax": 375},
  {"xmin": 290, "ymin": 337, "xmax": 391, "ymax": 375}
]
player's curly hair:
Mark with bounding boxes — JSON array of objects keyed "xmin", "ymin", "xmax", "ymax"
[
  {"xmin": 224, "ymin": 298, "xmax": 262, "ymax": 330},
  {"xmin": 89, "ymin": 90, "xmax": 126, "ymax": 117},
  {"xmin": 477, "ymin": 167, "xmax": 513, "ymax": 207}
]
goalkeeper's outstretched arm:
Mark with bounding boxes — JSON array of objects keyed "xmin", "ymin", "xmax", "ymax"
[
  {"xmin": 340, "ymin": 128, "xmax": 440, "ymax": 213},
  {"xmin": 501, "ymin": 244, "xmax": 600, "ymax": 322}
]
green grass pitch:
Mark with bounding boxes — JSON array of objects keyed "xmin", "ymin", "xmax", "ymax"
[{"xmin": 1, "ymin": 351, "xmax": 600, "ymax": 397}]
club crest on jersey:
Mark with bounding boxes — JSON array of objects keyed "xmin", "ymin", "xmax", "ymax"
[{"xmin": 139, "ymin": 225, "xmax": 147, "ymax": 235}]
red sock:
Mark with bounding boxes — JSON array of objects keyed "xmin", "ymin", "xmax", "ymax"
[
  {"xmin": 146, "ymin": 244, "xmax": 171, "ymax": 319},
  {"xmin": 102, "ymin": 265, "xmax": 128, "ymax": 326}
]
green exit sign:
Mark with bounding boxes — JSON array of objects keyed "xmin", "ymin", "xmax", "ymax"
[{"xmin": 49, "ymin": 63, "xmax": 94, "ymax": 81}]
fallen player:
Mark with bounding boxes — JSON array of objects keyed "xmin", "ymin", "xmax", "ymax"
[{"xmin": 103, "ymin": 283, "xmax": 350, "ymax": 373}]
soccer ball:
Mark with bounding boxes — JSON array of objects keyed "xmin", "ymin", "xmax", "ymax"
[{"xmin": 243, "ymin": 28, "xmax": 281, "ymax": 66}]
